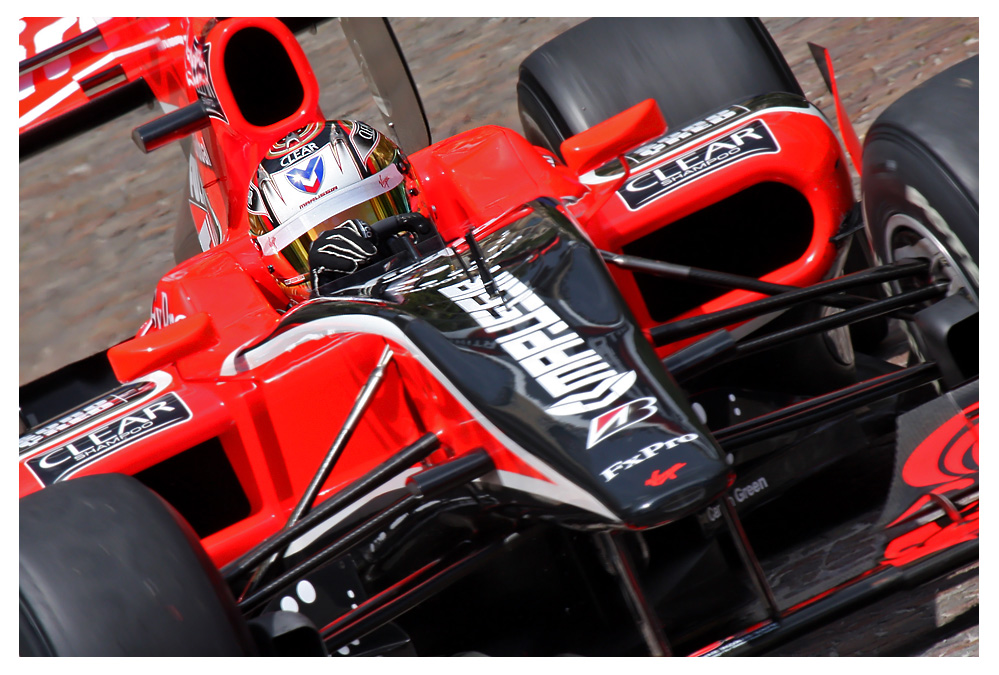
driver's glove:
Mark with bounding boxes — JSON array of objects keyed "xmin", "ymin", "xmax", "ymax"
[{"xmin": 308, "ymin": 219, "xmax": 379, "ymax": 276}]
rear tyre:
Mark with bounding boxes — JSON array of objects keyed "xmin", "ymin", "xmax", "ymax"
[
  {"xmin": 19, "ymin": 473, "xmax": 254, "ymax": 656},
  {"xmin": 517, "ymin": 17, "xmax": 801, "ymax": 156}
]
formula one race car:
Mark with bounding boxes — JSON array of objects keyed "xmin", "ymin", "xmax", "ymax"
[{"xmin": 18, "ymin": 17, "xmax": 978, "ymax": 656}]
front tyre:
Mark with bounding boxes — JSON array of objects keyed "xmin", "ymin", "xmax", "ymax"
[
  {"xmin": 19, "ymin": 473, "xmax": 255, "ymax": 656},
  {"xmin": 861, "ymin": 56, "xmax": 978, "ymax": 382}
]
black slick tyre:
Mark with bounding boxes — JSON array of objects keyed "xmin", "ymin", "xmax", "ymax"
[
  {"xmin": 861, "ymin": 56, "xmax": 979, "ymax": 303},
  {"xmin": 19, "ymin": 473, "xmax": 255, "ymax": 656},
  {"xmin": 861, "ymin": 56, "xmax": 978, "ymax": 381},
  {"xmin": 516, "ymin": 18, "xmax": 801, "ymax": 156}
]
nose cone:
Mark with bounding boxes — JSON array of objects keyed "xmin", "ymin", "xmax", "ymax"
[{"xmin": 587, "ymin": 431, "xmax": 732, "ymax": 529}]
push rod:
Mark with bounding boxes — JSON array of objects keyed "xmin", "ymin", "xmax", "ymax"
[
  {"xmin": 730, "ymin": 283, "xmax": 947, "ymax": 357},
  {"xmin": 648, "ymin": 259, "xmax": 929, "ymax": 345},
  {"xmin": 248, "ymin": 345, "xmax": 395, "ymax": 593},
  {"xmin": 221, "ymin": 432, "xmax": 440, "ymax": 582},
  {"xmin": 713, "ymin": 362, "xmax": 940, "ymax": 450},
  {"xmin": 600, "ymin": 250, "xmax": 926, "ymax": 311},
  {"xmin": 238, "ymin": 494, "xmax": 419, "ymax": 612},
  {"xmin": 291, "ymin": 345, "xmax": 394, "ymax": 525}
]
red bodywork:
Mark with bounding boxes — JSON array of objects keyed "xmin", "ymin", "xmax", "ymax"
[{"xmin": 18, "ymin": 16, "xmax": 974, "ymax": 610}]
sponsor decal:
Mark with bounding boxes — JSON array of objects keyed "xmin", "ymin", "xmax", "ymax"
[
  {"xmin": 25, "ymin": 393, "xmax": 191, "ymax": 486},
  {"xmin": 266, "ymin": 123, "xmax": 324, "ymax": 159},
  {"xmin": 186, "ymin": 35, "xmax": 226, "ymax": 122},
  {"xmin": 885, "ymin": 403, "xmax": 979, "ymax": 528},
  {"xmin": 618, "ymin": 119, "xmax": 779, "ymax": 210},
  {"xmin": 192, "ymin": 201, "xmax": 222, "ymax": 250},
  {"xmin": 188, "ymin": 155, "xmax": 223, "ymax": 249},
  {"xmin": 586, "ymin": 397, "xmax": 658, "ymax": 449},
  {"xmin": 19, "ymin": 381, "xmax": 158, "ymax": 453},
  {"xmin": 286, "ymin": 154, "xmax": 325, "ymax": 194},
  {"xmin": 188, "ymin": 154, "xmax": 209, "ymax": 205},
  {"xmin": 901, "ymin": 404, "xmax": 978, "ymax": 490},
  {"xmin": 626, "ymin": 106, "xmax": 748, "ymax": 163},
  {"xmin": 600, "ymin": 435, "xmax": 699, "ymax": 482},
  {"xmin": 645, "ymin": 462, "xmax": 686, "ymax": 486},
  {"xmin": 703, "ymin": 476, "xmax": 770, "ymax": 522},
  {"xmin": 279, "ymin": 142, "xmax": 321, "ymax": 168},
  {"xmin": 247, "ymin": 182, "xmax": 267, "ymax": 215},
  {"xmin": 349, "ymin": 121, "xmax": 379, "ymax": 163},
  {"xmin": 20, "ymin": 17, "xmax": 106, "ymax": 62},
  {"xmin": 439, "ymin": 271, "xmax": 637, "ymax": 417},
  {"xmin": 299, "ymin": 185, "xmax": 339, "ymax": 210},
  {"xmin": 194, "ymin": 136, "xmax": 212, "ymax": 167},
  {"xmin": 19, "ymin": 18, "xmax": 111, "ymax": 129},
  {"xmin": 733, "ymin": 476, "xmax": 769, "ymax": 503},
  {"xmin": 150, "ymin": 291, "xmax": 187, "ymax": 330}
]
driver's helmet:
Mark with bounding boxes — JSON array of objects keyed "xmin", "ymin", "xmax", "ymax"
[{"xmin": 248, "ymin": 120, "xmax": 414, "ymax": 301}]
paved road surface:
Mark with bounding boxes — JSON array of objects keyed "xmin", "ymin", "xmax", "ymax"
[{"xmin": 18, "ymin": 17, "xmax": 979, "ymax": 656}]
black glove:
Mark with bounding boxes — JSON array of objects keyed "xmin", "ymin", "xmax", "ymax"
[{"xmin": 308, "ymin": 219, "xmax": 379, "ymax": 276}]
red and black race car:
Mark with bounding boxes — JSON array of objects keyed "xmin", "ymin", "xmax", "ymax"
[{"xmin": 18, "ymin": 17, "xmax": 978, "ymax": 656}]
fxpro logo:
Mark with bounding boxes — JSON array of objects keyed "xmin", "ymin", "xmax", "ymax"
[
  {"xmin": 619, "ymin": 119, "xmax": 779, "ymax": 210},
  {"xmin": 439, "ymin": 271, "xmax": 636, "ymax": 417},
  {"xmin": 600, "ymin": 434, "xmax": 699, "ymax": 482}
]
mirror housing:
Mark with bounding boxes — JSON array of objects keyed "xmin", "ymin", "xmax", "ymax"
[
  {"xmin": 560, "ymin": 98, "xmax": 666, "ymax": 177},
  {"xmin": 108, "ymin": 313, "xmax": 218, "ymax": 382}
]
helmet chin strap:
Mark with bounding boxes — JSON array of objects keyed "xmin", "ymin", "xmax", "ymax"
[{"xmin": 255, "ymin": 163, "xmax": 404, "ymax": 256}]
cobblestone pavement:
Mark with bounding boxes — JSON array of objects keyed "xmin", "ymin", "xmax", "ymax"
[{"xmin": 18, "ymin": 18, "xmax": 979, "ymax": 656}]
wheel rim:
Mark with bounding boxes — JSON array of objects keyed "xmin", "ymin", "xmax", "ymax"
[{"xmin": 884, "ymin": 213, "xmax": 978, "ymax": 306}]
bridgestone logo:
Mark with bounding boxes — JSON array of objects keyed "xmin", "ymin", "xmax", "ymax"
[
  {"xmin": 618, "ymin": 120, "xmax": 779, "ymax": 210},
  {"xmin": 25, "ymin": 393, "xmax": 191, "ymax": 486},
  {"xmin": 439, "ymin": 271, "xmax": 636, "ymax": 417}
]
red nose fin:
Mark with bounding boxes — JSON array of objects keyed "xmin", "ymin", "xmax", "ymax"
[{"xmin": 808, "ymin": 42, "xmax": 864, "ymax": 178}]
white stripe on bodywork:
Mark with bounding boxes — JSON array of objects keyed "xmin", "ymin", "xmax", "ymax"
[
  {"xmin": 17, "ymin": 370, "xmax": 174, "ymax": 459},
  {"xmin": 285, "ymin": 467, "xmax": 423, "ymax": 556},
  {"xmin": 285, "ymin": 465, "xmax": 634, "ymax": 559},
  {"xmin": 220, "ymin": 310, "xmax": 620, "ymax": 523}
]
